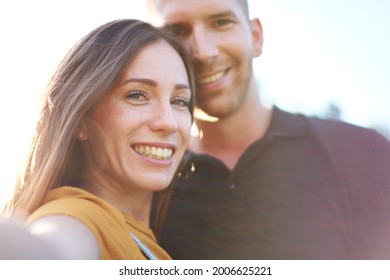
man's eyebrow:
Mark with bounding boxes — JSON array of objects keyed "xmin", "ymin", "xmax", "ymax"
[
  {"xmin": 208, "ymin": 10, "xmax": 238, "ymax": 20},
  {"xmin": 167, "ymin": 10, "xmax": 237, "ymax": 26}
]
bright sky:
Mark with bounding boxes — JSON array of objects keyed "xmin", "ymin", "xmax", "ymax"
[
  {"xmin": 0, "ymin": 0, "xmax": 389, "ymax": 207},
  {"xmin": 253, "ymin": 0, "xmax": 390, "ymax": 128}
]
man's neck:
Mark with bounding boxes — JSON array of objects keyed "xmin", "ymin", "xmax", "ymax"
[{"xmin": 191, "ymin": 89, "xmax": 272, "ymax": 170}]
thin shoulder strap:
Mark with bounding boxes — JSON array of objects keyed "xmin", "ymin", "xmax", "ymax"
[{"xmin": 130, "ymin": 231, "xmax": 158, "ymax": 260}]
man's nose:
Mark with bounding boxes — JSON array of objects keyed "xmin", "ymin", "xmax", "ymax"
[{"xmin": 188, "ymin": 26, "xmax": 219, "ymax": 63}]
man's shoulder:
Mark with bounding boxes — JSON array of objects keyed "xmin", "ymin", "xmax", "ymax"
[
  {"xmin": 277, "ymin": 107, "xmax": 385, "ymax": 142},
  {"xmin": 305, "ymin": 114, "xmax": 386, "ymax": 145}
]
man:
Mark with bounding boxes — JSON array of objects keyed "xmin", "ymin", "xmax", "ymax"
[{"xmin": 147, "ymin": 0, "xmax": 390, "ymax": 259}]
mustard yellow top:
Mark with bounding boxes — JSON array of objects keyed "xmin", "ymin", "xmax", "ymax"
[{"xmin": 27, "ymin": 186, "xmax": 171, "ymax": 260}]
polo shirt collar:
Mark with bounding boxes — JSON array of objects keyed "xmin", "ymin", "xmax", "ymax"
[{"xmin": 266, "ymin": 106, "xmax": 306, "ymax": 139}]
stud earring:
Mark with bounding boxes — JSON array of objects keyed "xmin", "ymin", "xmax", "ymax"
[{"xmin": 78, "ymin": 131, "xmax": 84, "ymax": 139}]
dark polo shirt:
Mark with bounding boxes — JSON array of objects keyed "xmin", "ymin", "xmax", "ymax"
[{"xmin": 159, "ymin": 107, "xmax": 390, "ymax": 259}]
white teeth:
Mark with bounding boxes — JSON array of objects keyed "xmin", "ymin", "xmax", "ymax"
[
  {"xmin": 134, "ymin": 145, "xmax": 173, "ymax": 160},
  {"xmin": 198, "ymin": 71, "xmax": 224, "ymax": 85}
]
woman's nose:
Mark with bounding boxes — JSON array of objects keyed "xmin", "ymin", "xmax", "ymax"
[{"xmin": 149, "ymin": 102, "xmax": 179, "ymax": 133}]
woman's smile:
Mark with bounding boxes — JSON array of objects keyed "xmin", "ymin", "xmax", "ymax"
[{"xmin": 133, "ymin": 143, "xmax": 175, "ymax": 161}]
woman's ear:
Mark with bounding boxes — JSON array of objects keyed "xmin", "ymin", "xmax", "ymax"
[{"xmin": 75, "ymin": 123, "xmax": 88, "ymax": 141}]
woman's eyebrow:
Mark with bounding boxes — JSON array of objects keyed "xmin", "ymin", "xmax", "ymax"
[
  {"xmin": 120, "ymin": 78, "xmax": 189, "ymax": 90},
  {"xmin": 175, "ymin": 84, "xmax": 190, "ymax": 90},
  {"xmin": 120, "ymin": 78, "xmax": 157, "ymax": 87}
]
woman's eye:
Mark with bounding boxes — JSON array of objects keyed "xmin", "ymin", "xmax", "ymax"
[
  {"xmin": 172, "ymin": 97, "xmax": 190, "ymax": 108},
  {"xmin": 126, "ymin": 91, "xmax": 148, "ymax": 101}
]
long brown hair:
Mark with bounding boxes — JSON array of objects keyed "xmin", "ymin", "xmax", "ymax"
[{"xmin": 3, "ymin": 19, "xmax": 195, "ymax": 233}]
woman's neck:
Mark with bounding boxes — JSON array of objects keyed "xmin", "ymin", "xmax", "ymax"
[{"xmin": 81, "ymin": 176, "xmax": 153, "ymax": 225}]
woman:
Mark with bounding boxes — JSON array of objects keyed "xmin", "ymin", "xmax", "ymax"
[{"xmin": 0, "ymin": 19, "xmax": 195, "ymax": 259}]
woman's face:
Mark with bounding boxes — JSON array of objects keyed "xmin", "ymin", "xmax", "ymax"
[{"xmin": 82, "ymin": 40, "xmax": 192, "ymax": 193}]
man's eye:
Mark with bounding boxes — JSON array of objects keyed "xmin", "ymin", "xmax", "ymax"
[
  {"xmin": 170, "ymin": 25, "xmax": 189, "ymax": 37},
  {"xmin": 212, "ymin": 19, "xmax": 233, "ymax": 28}
]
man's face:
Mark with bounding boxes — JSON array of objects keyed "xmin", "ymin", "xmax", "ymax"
[{"xmin": 152, "ymin": 0, "xmax": 263, "ymax": 119}]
